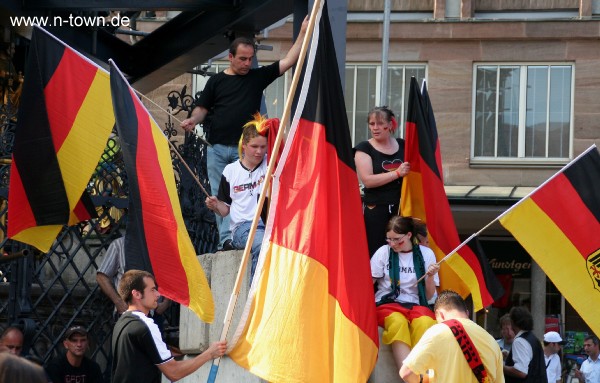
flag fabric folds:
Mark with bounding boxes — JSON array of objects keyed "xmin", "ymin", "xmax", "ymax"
[
  {"xmin": 500, "ymin": 146, "xmax": 600, "ymax": 336},
  {"xmin": 228, "ymin": 2, "xmax": 379, "ymax": 381},
  {"xmin": 109, "ymin": 62, "xmax": 214, "ymax": 323},
  {"xmin": 400, "ymin": 78, "xmax": 503, "ymax": 311},
  {"xmin": 8, "ymin": 26, "xmax": 113, "ymax": 252}
]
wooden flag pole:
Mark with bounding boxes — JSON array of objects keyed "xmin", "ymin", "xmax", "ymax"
[
  {"xmin": 206, "ymin": 1, "xmax": 323, "ymax": 382},
  {"xmin": 134, "ymin": 89, "xmax": 211, "ymax": 197},
  {"xmin": 413, "ymin": 144, "xmax": 598, "ymax": 286}
]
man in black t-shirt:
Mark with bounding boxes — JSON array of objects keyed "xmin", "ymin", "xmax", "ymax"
[
  {"xmin": 45, "ymin": 326, "xmax": 103, "ymax": 383},
  {"xmin": 112, "ymin": 270, "xmax": 226, "ymax": 383},
  {"xmin": 181, "ymin": 16, "xmax": 308, "ymax": 250}
]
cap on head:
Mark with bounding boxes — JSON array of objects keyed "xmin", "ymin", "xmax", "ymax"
[
  {"xmin": 544, "ymin": 331, "xmax": 566, "ymax": 344},
  {"xmin": 64, "ymin": 326, "xmax": 87, "ymax": 340}
]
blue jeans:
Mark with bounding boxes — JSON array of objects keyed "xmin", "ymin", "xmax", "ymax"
[
  {"xmin": 232, "ymin": 220, "xmax": 265, "ymax": 279},
  {"xmin": 207, "ymin": 144, "xmax": 239, "ymax": 248}
]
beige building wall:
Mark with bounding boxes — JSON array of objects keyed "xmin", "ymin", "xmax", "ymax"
[{"xmin": 144, "ymin": 3, "xmax": 600, "ymax": 190}]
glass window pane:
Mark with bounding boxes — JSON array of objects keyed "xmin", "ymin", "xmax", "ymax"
[
  {"xmin": 386, "ymin": 67, "xmax": 403, "ymax": 115},
  {"xmin": 264, "ymin": 75, "xmax": 285, "ymax": 118},
  {"xmin": 497, "ymin": 67, "xmax": 520, "ymax": 157},
  {"xmin": 354, "ymin": 66, "xmax": 377, "ymax": 144},
  {"xmin": 474, "ymin": 66, "xmax": 497, "ymax": 157},
  {"xmin": 548, "ymin": 66, "xmax": 571, "ymax": 158},
  {"xmin": 525, "ymin": 66, "xmax": 549, "ymax": 157},
  {"xmin": 345, "ymin": 67, "xmax": 356, "ymax": 141}
]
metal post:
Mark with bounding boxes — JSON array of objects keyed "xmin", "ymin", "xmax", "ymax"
[
  {"xmin": 531, "ymin": 260, "xmax": 546, "ymax": 339},
  {"xmin": 380, "ymin": 0, "xmax": 391, "ymax": 104}
]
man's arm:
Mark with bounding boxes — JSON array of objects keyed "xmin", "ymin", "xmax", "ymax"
[
  {"xmin": 278, "ymin": 16, "xmax": 309, "ymax": 74},
  {"xmin": 399, "ymin": 365, "xmax": 423, "ymax": 383},
  {"xmin": 158, "ymin": 340, "xmax": 227, "ymax": 381},
  {"xmin": 96, "ymin": 272, "xmax": 128, "ymax": 314},
  {"xmin": 181, "ymin": 105, "xmax": 209, "ymax": 132},
  {"xmin": 503, "ymin": 365, "xmax": 527, "ymax": 379},
  {"xmin": 155, "ymin": 298, "xmax": 172, "ymax": 316}
]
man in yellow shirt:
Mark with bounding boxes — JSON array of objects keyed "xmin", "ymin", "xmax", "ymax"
[{"xmin": 400, "ymin": 290, "xmax": 505, "ymax": 382}]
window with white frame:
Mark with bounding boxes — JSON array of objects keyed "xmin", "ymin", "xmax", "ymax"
[
  {"xmin": 192, "ymin": 63, "xmax": 426, "ymax": 145},
  {"xmin": 345, "ymin": 64, "xmax": 426, "ymax": 145},
  {"xmin": 472, "ymin": 64, "xmax": 573, "ymax": 164}
]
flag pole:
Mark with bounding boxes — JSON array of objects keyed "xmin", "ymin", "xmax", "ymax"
[
  {"xmin": 414, "ymin": 144, "xmax": 598, "ymax": 285},
  {"xmin": 133, "ymin": 89, "xmax": 211, "ymax": 197},
  {"xmin": 135, "ymin": 89, "xmax": 212, "ymax": 147},
  {"xmin": 206, "ymin": 1, "xmax": 323, "ymax": 382}
]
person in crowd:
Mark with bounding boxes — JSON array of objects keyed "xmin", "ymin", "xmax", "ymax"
[
  {"xmin": 400, "ymin": 290, "xmax": 505, "ymax": 382},
  {"xmin": 574, "ymin": 335, "xmax": 600, "ymax": 383},
  {"xmin": 354, "ymin": 106, "xmax": 410, "ymax": 257},
  {"xmin": 503, "ymin": 306, "xmax": 547, "ymax": 382},
  {"xmin": 97, "ymin": 236, "xmax": 170, "ymax": 327},
  {"xmin": 370, "ymin": 216, "xmax": 439, "ymax": 371},
  {"xmin": 0, "ymin": 352, "xmax": 46, "ymax": 383},
  {"xmin": 543, "ymin": 331, "xmax": 565, "ymax": 383},
  {"xmin": 112, "ymin": 270, "xmax": 226, "ymax": 383},
  {"xmin": 96, "ymin": 237, "xmax": 128, "ymax": 314},
  {"xmin": 205, "ymin": 115, "xmax": 275, "ymax": 278},
  {"xmin": 181, "ymin": 17, "xmax": 308, "ymax": 250},
  {"xmin": 0, "ymin": 327, "xmax": 23, "ymax": 356},
  {"xmin": 497, "ymin": 313, "xmax": 515, "ymax": 360},
  {"xmin": 45, "ymin": 326, "xmax": 103, "ymax": 383}
]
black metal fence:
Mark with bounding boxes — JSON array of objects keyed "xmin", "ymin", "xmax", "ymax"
[{"xmin": 0, "ymin": 85, "xmax": 217, "ymax": 380}]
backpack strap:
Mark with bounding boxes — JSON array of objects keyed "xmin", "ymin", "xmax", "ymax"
[{"xmin": 443, "ymin": 319, "xmax": 490, "ymax": 383}]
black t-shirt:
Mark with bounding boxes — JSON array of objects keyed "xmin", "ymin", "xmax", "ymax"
[
  {"xmin": 197, "ymin": 61, "xmax": 281, "ymax": 146},
  {"xmin": 46, "ymin": 354, "xmax": 103, "ymax": 383},
  {"xmin": 111, "ymin": 311, "xmax": 173, "ymax": 383},
  {"xmin": 354, "ymin": 138, "xmax": 405, "ymax": 205}
]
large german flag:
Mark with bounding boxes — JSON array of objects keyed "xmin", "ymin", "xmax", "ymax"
[
  {"xmin": 8, "ymin": 27, "xmax": 113, "ymax": 252},
  {"xmin": 400, "ymin": 78, "xmax": 503, "ymax": 311},
  {"xmin": 228, "ymin": 2, "xmax": 378, "ymax": 381},
  {"xmin": 109, "ymin": 62, "xmax": 214, "ymax": 323},
  {"xmin": 500, "ymin": 146, "xmax": 600, "ymax": 335}
]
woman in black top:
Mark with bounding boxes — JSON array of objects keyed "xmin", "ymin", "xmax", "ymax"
[{"xmin": 354, "ymin": 106, "xmax": 410, "ymax": 257}]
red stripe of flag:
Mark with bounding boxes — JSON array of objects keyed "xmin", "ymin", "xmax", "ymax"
[
  {"xmin": 132, "ymin": 89, "xmax": 190, "ymax": 301},
  {"xmin": 44, "ymin": 49, "xmax": 98, "ymax": 151},
  {"xmin": 532, "ymin": 173, "xmax": 600, "ymax": 257}
]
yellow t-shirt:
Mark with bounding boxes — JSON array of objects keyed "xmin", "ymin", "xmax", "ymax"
[{"xmin": 403, "ymin": 318, "xmax": 505, "ymax": 382}]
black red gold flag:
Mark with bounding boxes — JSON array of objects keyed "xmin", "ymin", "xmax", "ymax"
[
  {"xmin": 401, "ymin": 78, "xmax": 502, "ymax": 311},
  {"xmin": 500, "ymin": 146, "xmax": 600, "ymax": 335},
  {"xmin": 8, "ymin": 27, "xmax": 112, "ymax": 252},
  {"xmin": 109, "ymin": 61, "xmax": 214, "ymax": 323},
  {"xmin": 228, "ymin": 1, "xmax": 378, "ymax": 381}
]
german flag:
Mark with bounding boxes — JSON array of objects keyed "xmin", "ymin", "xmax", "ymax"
[
  {"xmin": 500, "ymin": 146, "xmax": 600, "ymax": 336},
  {"xmin": 8, "ymin": 27, "xmax": 113, "ymax": 252},
  {"xmin": 109, "ymin": 62, "xmax": 214, "ymax": 323},
  {"xmin": 400, "ymin": 78, "xmax": 503, "ymax": 311},
  {"xmin": 228, "ymin": 2, "xmax": 378, "ymax": 381}
]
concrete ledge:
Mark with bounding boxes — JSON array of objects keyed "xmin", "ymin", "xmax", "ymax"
[
  {"xmin": 177, "ymin": 250, "xmax": 401, "ymax": 383},
  {"xmin": 369, "ymin": 328, "xmax": 404, "ymax": 383},
  {"xmin": 177, "ymin": 250, "xmax": 262, "ymax": 382}
]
